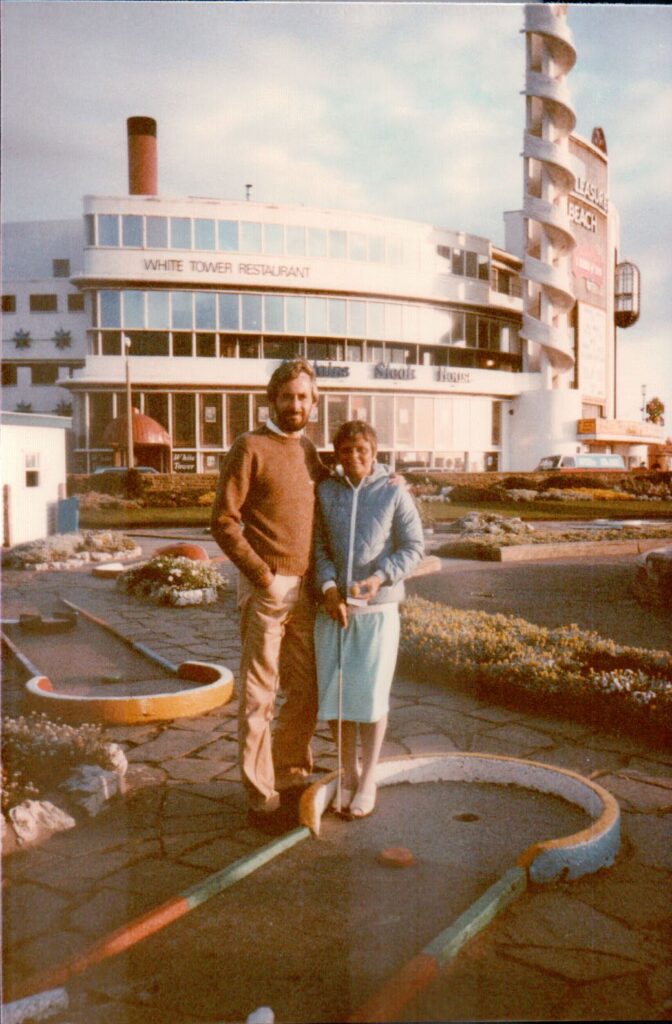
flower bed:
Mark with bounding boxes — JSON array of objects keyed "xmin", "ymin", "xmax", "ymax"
[
  {"xmin": 117, "ymin": 554, "xmax": 227, "ymax": 606},
  {"xmin": 399, "ymin": 597, "xmax": 672, "ymax": 743},
  {"xmin": 6, "ymin": 531, "xmax": 141, "ymax": 570}
]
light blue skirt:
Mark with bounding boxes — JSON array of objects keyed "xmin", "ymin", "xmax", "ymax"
[{"xmin": 314, "ymin": 604, "xmax": 400, "ymax": 723}]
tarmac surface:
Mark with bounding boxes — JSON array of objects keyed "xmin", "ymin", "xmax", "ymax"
[{"xmin": 2, "ymin": 532, "xmax": 671, "ymax": 1023}]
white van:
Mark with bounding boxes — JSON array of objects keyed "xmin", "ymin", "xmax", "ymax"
[{"xmin": 536, "ymin": 453, "xmax": 626, "ymax": 471}]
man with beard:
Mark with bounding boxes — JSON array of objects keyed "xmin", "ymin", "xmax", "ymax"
[{"xmin": 211, "ymin": 359, "xmax": 327, "ymax": 833}]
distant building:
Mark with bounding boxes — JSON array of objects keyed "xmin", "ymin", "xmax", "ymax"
[{"xmin": 1, "ymin": 7, "xmax": 660, "ymax": 473}]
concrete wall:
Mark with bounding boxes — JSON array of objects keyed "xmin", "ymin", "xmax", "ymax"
[
  {"xmin": 507, "ymin": 388, "xmax": 584, "ymax": 472},
  {"xmin": 1, "ymin": 414, "xmax": 70, "ymax": 546}
]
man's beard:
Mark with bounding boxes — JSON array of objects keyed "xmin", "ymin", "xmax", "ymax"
[{"xmin": 276, "ymin": 408, "xmax": 309, "ymax": 432}]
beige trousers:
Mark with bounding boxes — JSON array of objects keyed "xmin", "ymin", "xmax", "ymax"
[{"xmin": 237, "ymin": 572, "xmax": 318, "ymax": 812}]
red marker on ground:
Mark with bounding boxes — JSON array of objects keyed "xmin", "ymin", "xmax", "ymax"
[{"xmin": 377, "ymin": 847, "xmax": 416, "ymax": 869}]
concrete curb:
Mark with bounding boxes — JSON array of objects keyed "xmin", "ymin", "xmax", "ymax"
[
  {"xmin": 7, "ymin": 827, "xmax": 311, "ymax": 1003},
  {"xmin": 301, "ymin": 753, "xmax": 620, "ymax": 1023},
  {"xmin": 495, "ymin": 536, "xmax": 671, "ymax": 561},
  {"xmin": 301, "ymin": 753, "xmax": 621, "ymax": 883}
]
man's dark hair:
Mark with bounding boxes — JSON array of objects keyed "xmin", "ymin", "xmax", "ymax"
[
  {"xmin": 267, "ymin": 358, "xmax": 318, "ymax": 405},
  {"xmin": 332, "ymin": 419, "xmax": 378, "ymax": 457}
]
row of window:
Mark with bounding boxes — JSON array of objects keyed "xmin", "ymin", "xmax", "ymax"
[
  {"xmin": 81, "ymin": 389, "xmax": 501, "ymax": 455},
  {"xmin": 89, "ymin": 331, "xmax": 522, "ymax": 372},
  {"xmin": 94, "ymin": 289, "xmax": 520, "ymax": 348},
  {"xmin": 86, "ymin": 212, "xmax": 407, "ymax": 264},
  {"xmin": 436, "ymin": 246, "xmax": 489, "ymax": 281},
  {"xmin": 2, "ymin": 364, "xmax": 74, "ymax": 387},
  {"xmin": 2, "ymin": 293, "xmax": 85, "ymax": 314}
]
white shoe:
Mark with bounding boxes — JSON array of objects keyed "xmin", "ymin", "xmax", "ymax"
[{"xmin": 350, "ymin": 784, "xmax": 377, "ymax": 819}]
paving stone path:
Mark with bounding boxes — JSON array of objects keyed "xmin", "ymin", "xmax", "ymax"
[{"xmin": 2, "ymin": 540, "xmax": 671, "ymax": 1022}]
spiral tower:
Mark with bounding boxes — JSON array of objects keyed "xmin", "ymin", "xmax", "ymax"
[{"xmin": 520, "ymin": 4, "xmax": 582, "ymax": 385}]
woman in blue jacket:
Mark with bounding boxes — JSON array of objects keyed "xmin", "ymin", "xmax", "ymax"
[{"xmin": 314, "ymin": 420, "xmax": 424, "ymax": 818}]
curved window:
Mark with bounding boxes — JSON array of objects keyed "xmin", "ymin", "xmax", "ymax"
[
  {"xmin": 172, "ymin": 292, "xmax": 193, "ymax": 329},
  {"xmin": 195, "ymin": 219, "xmax": 216, "ymax": 251},
  {"xmin": 147, "ymin": 217, "xmax": 168, "ymax": 248},
  {"xmin": 100, "ymin": 291, "xmax": 121, "ymax": 327},
  {"xmin": 98, "ymin": 215, "xmax": 119, "ymax": 247},
  {"xmin": 218, "ymin": 220, "xmax": 239, "ymax": 252},
  {"xmin": 123, "ymin": 290, "xmax": 145, "ymax": 328},
  {"xmin": 122, "ymin": 215, "xmax": 143, "ymax": 248},
  {"xmin": 170, "ymin": 218, "xmax": 192, "ymax": 249},
  {"xmin": 195, "ymin": 292, "xmax": 216, "ymax": 330},
  {"xmin": 219, "ymin": 293, "xmax": 239, "ymax": 330},
  {"xmin": 241, "ymin": 222, "xmax": 262, "ymax": 253}
]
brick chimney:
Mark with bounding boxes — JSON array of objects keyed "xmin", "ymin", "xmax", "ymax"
[{"xmin": 127, "ymin": 116, "xmax": 158, "ymax": 195}]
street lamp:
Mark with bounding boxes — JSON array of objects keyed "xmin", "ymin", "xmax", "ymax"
[
  {"xmin": 123, "ymin": 334, "xmax": 134, "ymax": 468},
  {"xmin": 640, "ymin": 384, "xmax": 647, "ymax": 423}
]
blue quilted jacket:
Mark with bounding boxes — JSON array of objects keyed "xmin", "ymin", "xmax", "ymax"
[{"xmin": 314, "ymin": 464, "xmax": 424, "ymax": 605}]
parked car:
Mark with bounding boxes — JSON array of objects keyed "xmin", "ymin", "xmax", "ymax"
[
  {"xmin": 92, "ymin": 466, "xmax": 159, "ymax": 476},
  {"xmin": 535, "ymin": 453, "xmax": 626, "ymax": 471}
]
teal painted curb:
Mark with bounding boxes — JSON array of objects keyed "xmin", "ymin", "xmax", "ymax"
[
  {"xmin": 182, "ymin": 827, "xmax": 311, "ymax": 910},
  {"xmin": 425, "ymin": 865, "xmax": 527, "ymax": 967}
]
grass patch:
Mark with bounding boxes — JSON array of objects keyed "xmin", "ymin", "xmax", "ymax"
[
  {"xmin": 399, "ymin": 597, "xmax": 672, "ymax": 745},
  {"xmin": 80, "ymin": 507, "xmax": 211, "ymax": 530},
  {"xmin": 421, "ymin": 499, "xmax": 672, "ymax": 523},
  {"xmin": 80, "ymin": 499, "xmax": 672, "ymax": 532}
]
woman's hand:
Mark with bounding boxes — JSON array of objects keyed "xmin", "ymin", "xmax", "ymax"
[
  {"xmin": 324, "ymin": 586, "xmax": 349, "ymax": 628},
  {"xmin": 351, "ymin": 575, "xmax": 382, "ymax": 602}
]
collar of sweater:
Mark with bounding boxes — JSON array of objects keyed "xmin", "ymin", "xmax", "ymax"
[
  {"xmin": 333, "ymin": 462, "xmax": 390, "ymax": 489},
  {"xmin": 260, "ymin": 423, "xmax": 304, "ymax": 441}
]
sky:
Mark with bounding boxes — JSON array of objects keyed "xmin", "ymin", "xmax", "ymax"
[{"xmin": 2, "ymin": 1, "xmax": 670, "ymax": 428}]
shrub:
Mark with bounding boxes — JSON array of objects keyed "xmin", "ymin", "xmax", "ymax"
[
  {"xmin": 538, "ymin": 473, "xmax": 624, "ymax": 491},
  {"xmin": 2, "ymin": 713, "xmax": 116, "ymax": 814},
  {"xmin": 444, "ymin": 485, "xmax": 504, "ymax": 504},
  {"xmin": 399, "ymin": 597, "xmax": 672, "ymax": 740},
  {"xmin": 501, "ymin": 475, "xmax": 538, "ymax": 491}
]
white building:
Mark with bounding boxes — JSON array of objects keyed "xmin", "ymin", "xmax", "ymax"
[
  {"xmin": 1, "ymin": 7, "xmax": 660, "ymax": 474},
  {"xmin": 1, "ymin": 412, "xmax": 71, "ymax": 545}
]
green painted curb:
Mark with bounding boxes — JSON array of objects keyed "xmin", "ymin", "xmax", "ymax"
[
  {"xmin": 183, "ymin": 827, "xmax": 311, "ymax": 910},
  {"xmin": 425, "ymin": 865, "xmax": 527, "ymax": 967}
]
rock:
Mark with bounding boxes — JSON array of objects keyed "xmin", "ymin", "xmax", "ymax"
[
  {"xmin": 1, "ymin": 814, "xmax": 19, "ymax": 856},
  {"xmin": 633, "ymin": 545, "xmax": 672, "ymax": 608},
  {"xmin": 169, "ymin": 587, "xmax": 218, "ymax": 606},
  {"xmin": 106, "ymin": 742, "xmax": 129, "ymax": 776},
  {"xmin": 8, "ymin": 800, "xmax": 76, "ymax": 846},
  {"xmin": 59, "ymin": 764, "xmax": 127, "ymax": 817},
  {"xmin": 2, "ymin": 986, "xmax": 69, "ymax": 1024},
  {"xmin": 92, "ymin": 561, "xmax": 126, "ymax": 577}
]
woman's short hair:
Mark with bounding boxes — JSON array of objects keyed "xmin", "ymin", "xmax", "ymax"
[
  {"xmin": 267, "ymin": 358, "xmax": 318, "ymax": 405},
  {"xmin": 332, "ymin": 419, "xmax": 378, "ymax": 456}
]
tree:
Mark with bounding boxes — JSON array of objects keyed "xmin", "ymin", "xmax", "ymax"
[{"xmin": 645, "ymin": 397, "xmax": 665, "ymax": 426}]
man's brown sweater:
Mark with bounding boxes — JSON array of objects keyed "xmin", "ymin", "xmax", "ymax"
[{"xmin": 210, "ymin": 427, "xmax": 327, "ymax": 587}]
